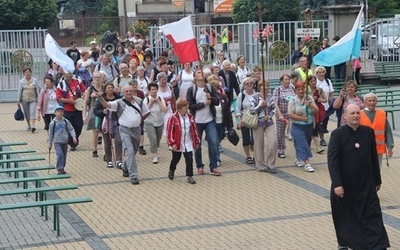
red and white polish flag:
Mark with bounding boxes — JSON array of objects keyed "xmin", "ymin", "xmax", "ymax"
[{"xmin": 159, "ymin": 16, "xmax": 200, "ymax": 64}]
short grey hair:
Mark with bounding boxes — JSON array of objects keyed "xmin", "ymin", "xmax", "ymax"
[
  {"xmin": 221, "ymin": 59, "xmax": 231, "ymax": 67},
  {"xmin": 364, "ymin": 92, "xmax": 378, "ymax": 102},
  {"xmin": 157, "ymin": 72, "xmax": 167, "ymax": 81}
]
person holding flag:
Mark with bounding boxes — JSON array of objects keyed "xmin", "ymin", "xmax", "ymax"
[{"xmin": 313, "ymin": 6, "xmax": 364, "ymax": 76}]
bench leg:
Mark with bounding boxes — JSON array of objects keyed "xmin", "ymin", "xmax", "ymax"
[
  {"xmin": 54, "ymin": 205, "xmax": 60, "ymax": 236},
  {"xmin": 15, "ymin": 163, "xmax": 19, "ymax": 186},
  {"xmin": 44, "ymin": 193, "xmax": 48, "ymax": 220}
]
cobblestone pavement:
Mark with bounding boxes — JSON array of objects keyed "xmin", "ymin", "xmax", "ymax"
[{"xmin": 0, "ymin": 102, "xmax": 399, "ymax": 250}]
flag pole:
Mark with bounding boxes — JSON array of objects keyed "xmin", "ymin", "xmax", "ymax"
[
  {"xmin": 345, "ymin": 54, "xmax": 353, "ymax": 83},
  {"xmin": 258, "ymin": 3, "xmax": 267, "ymax": 99}
]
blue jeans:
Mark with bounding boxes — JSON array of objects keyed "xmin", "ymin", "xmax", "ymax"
[
  {"xmin": 54, "ymin": 143, "xmax": 68, "ymax": 170},
  {"xmin": 195, "ymin": 120, "xmax": 218, "ymax": 171},
  {"xmin": 291, "ymin": 123, "xmax": 313, "ymax": 162}
]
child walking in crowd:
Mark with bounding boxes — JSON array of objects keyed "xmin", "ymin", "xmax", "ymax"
[{"xmin": 48, "ymin": 105, "xmax": 77, "ymax": 175}]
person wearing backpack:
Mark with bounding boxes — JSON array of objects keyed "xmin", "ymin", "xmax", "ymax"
[
  {"xmin": 82, "ymin": 71, "xmax": 103, "ymax": 158},
  {"xmin": 95, "ymin": 53, "xmax": 119, "ymax": 82},
  {"xmin": 112, "ymin": 63, "xmax": 134, "ymax": 95},
  {"xmin": 144, "ymin": 83, "xmax": 167, "ymax": 164},
  {"xmin": 48, "ymin": 105, "xmax": 77, "ymax": 175},
  {"xmin": 96, "ymin": 85, "xmax": 150, "ymax": 185}
]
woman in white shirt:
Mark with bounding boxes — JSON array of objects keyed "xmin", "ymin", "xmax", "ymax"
[
  {"xmin": 144, "ymin": 82, "xmax": 167, "ymax": 164},
  {"xmin": 136, "ymin": 66, "xmax": 150, "ymax": 95},
  {"xmin": 157, "ymin": 72, "xmax": 176, "ymax": 135},
  {"xmin": 315, "ymin": 66, "xmax": 334, "ymax": 146},
  {"xmin": 236, "ymin": 55, "xmax": 249, "ymax": 88},
  {"xmin": 175, "ymin": 63, "xmax": 194, "ymax": 100}
]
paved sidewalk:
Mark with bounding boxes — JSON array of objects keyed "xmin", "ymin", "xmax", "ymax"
[{"xmin": 0, "ymin": 102, "xmax": 399, "ymax": 250}]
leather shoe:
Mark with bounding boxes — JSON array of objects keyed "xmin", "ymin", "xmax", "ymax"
[
  {"xmin": 187, "ymin": 176, "xmax": 196, "ymax": 184},
  {"xmin": 122, "ymin": 170, "xmax": 129, "ymax": 177},
  {"xmin": 168, "ymin": 170, "xmax": 174, "ymax": 180},
  {"xmin": 139, "ymin": 147, "xmax": 147, "ymax": 155},
  {"xmin": 131, "ymin": 178, "xmax": 139, "ymax": 185}
]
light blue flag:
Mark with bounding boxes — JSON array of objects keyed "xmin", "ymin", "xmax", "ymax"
[
  {"xmin": 45, "ymin": 34, "xmax": 75, "ymax": 73},
  {"xmin": 313, "ymin": 6, "xmax": 364, "ymax": 67}
]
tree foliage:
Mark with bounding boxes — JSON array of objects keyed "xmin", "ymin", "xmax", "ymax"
[
  {"xmin": 369, "ymin": 0, "xmax": 400, "ymax": 18},
  {"xmin": 0, "ymin": 0, "xmax": 57, "ymax": 30},
  {"xmin": 56, "ymin": 0, "xmax": 118, "ymax": 18},
  {"xmin": 232, "ymin": 0, "xmax": 301, "ymax": 23}
]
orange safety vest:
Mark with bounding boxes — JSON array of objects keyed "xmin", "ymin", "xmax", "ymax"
[{"xmin": 360, "ymin": 109, "xmax": 386, "ymax": 154}]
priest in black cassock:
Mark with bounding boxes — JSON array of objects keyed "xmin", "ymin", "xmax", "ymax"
[{"xmin": 328, "ymin": 103, "xmax": 390, "ymax": 250}]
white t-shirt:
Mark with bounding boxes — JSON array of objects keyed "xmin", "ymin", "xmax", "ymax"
[
  {"xmin": 143, "ymin": 96, "xmax": 165, "ymax": 127},
  {"xmin": 45, "ymin": 88, "xmax": 58, "ymax": 114},
  {"xmin": 179, "ymin": 70, "xmax": 194, "ymax": 99},
  {"xmin": 316, "ymin": 78, "xmax": 334, "ymax": 111},
  {"xmin": 194, "ymin": 86, "xmax": 213, "ymax": 124},
  {"xmin": 180, "ymin": 114, "xmax": 194, "ymax": 152},
  {"xmin": 137, "ymin": 77, "xmax": 149, "ymax": 95},
  {"xmin": 110, "ymin": 99, "xmax": 150, "ymax": 128}
]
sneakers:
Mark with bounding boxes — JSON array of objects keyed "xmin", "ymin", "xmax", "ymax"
[
  {"xmin": 320, "ymin": 139, "xmax": 328, "ymax": 146},
  {"xmin": 116, "ymin": 161, "xmax": 123, "ymax": 169},
  {"xmin": 198, "ymin": 168, "xmax": 204, "ymax": 175},
  {"xmin": 107, "ymin": 161, "xmax": 113, "ymax": 168},
  {"xmin": 31, "ymin": 127, "xmax": 36, "ymax": 133},
  {"xmin": 210, "ymin": 168, "xmax": 222, "ymax": 176},
  {"xmin": 131, "ymin": 178, "xmax": 139, "ymax": 185},
  {"xmin": 97, "ymin": 136, "xmax": 102, "ymax": 145},
  {"xmin": 92, "ymin": 150, "xmax": 99, "ymax": 158},
  {"xmin": 27, "ymin": 126, "xmax": 31, "ymax": 131},
  {"xmin": 70, "ymin": 146, "xmax": 76, "ymax": 151},
  {"xmin": 246, "ymin": 157, "xmax": 254, "ymax": 164},
  {"xmin": 259, "ymin": 166, "xmax": 277, "ymax": 174},
  {"xmin": 187, "ymin": 176, "xmax": 196, "ymax": 184},
  {"xmin": 152, "ymin": 156, "xmax": 159, "ymax": 164},
  {"xmin": 57, "ymin": 169, "xmax": 67, "ymax": 175},
  {"xmin": 122, "ymin": 170, "xmax": 129, "ymax": 177},
  {"xmin": 139, "ymin": 147, "xmax": 147, "ymax": 155},
  {"xmin": 295, "ymin": 160, "xmax": 305, "ymax": 167},
  {"xmin": 285, "ymin": 134, "xmax": 292, "ymax": 141},
  {"xmin": 304, "ymin": 164, "xmax": 315, "ymax": 172},
  {"xmin": 217, "ymin": 161, "xmax": 221, "ymax": 167},
  {"xmin": 219, "ymin": 144, "xmax": 223, "ymax": 152},
  {"xmin": 317, "ymin": 146, "xmax": 325, "ymax": 154},
  {"xmin": 278, "ymin": 152, "xmax": 286, "ymax": 158}
]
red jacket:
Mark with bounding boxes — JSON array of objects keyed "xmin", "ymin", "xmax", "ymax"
[{"xmin": 166, "ymin": 111, "xmax": 200, "ymax": 151}]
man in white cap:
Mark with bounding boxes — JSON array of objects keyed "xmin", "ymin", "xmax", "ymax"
[{"xmin": 89, "ymin": 41, "xmax": 100, "ymax": 65}]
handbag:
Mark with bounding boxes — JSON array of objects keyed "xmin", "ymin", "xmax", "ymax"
[
  {"xmin": 14, "ymin": 106, "xmax": 24, "ymax": 121},
  {"xmin": 227, "ymin": 129, "xmax": 240, "ymax": 146},
  {"xmin": 241, "ymin": 109, "xmax": 258, "ymax": 129}
]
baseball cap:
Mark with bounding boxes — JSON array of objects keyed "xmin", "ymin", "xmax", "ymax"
[
  {"xmin": 90, "ymin": 41, "xmax": 97, "ymax": 45},
  {"xmin": 54, "ymin": 104, "xmax": 64, "ymax": 111}
]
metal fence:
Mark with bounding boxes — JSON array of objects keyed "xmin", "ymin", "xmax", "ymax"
[
  {"xmin": 0, "ymin": 29, "xmax": 48, "ymax": 101},
  {"xmin": 149, "ymin": 19, "xmax": 330, "ymax": 79}
]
